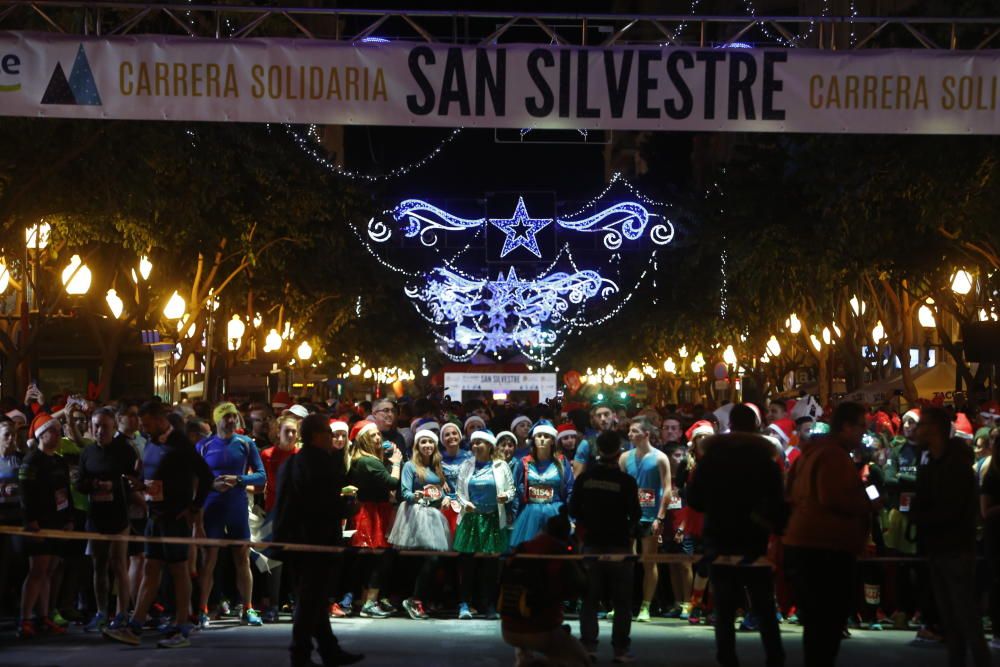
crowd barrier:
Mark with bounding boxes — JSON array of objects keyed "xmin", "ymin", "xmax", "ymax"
[{"xmin": 0, "ymin": 525, "xmax": 936, "ymax": 564}]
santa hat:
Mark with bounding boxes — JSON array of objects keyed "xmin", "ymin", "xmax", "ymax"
[
  {"xmin": 742, "ymin": 402, "xmax": 763, "ymax": 429},
  {"xmin": 495, "ymin": 430, "xmax": 517, "ymax": 444},
  {"xmin": 29, "ymin": 412, "xmax": 60, "ymax": 439},
  {"xmin": 349, "ymin": 419, "xmax": 379, "ymax": 442},
  {"xmin": 772, "ymin": 417, "xmax": 795, "ymax": 440},
  {"xmin": 556, "ymin": 423, "xmax": 578, "ymax": 441},
  {"xmin": 271, "ymin": 391, "xmax": 292, "ymax": 410},
  {"xmin": 414, "ymin": 418, "xmax": 440, "ymax": 433},
  {"xmin": 329, "ymin": 420, "xmax": 349, "ymax": 435},
  {"xmin": 470, "ymin": 429, "xmax": 497, "ymax": 447},
  {"xmin": 902, "ymin": 408, "xmax": 921, "ymax": 424},
  {"xmin": 5, "ymin": 409, "xmax": 27, "ymax": 425},
  {"xmin": 953, "ymin": 413, "xmax": 974, "ymax": 440},
  {"xmin": 464, "ymin": 415, "xmax": 486, "ymax": 432},
  {"xmin": 871, "ymin": 410, "xmax": 895, "ymax": 437},
  {"xmin": 440, "ymin": 421, "xmax": 462, "ymax": 440},
  {"xmin": 766, "ymin": 423, "xmax": 790, "ymax": 448},
  {"xmin": 685, "ymin": 420, "xmax": 715, "ymax": 445},
  {"xmin": 531, "ymin": 420, "xmax": 558, "ymax": 439},
  {"xmin": 510, "ymin": 415, "xmax": 532, "ymax": 432},
  {"xmin": 413, "ymin": 428, "xmax": 439, "ymax": 446}
]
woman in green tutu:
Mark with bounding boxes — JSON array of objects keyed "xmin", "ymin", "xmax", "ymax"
[{"xmin": 453, "ymin": 429, "xmax": 517, "ymax": 620}]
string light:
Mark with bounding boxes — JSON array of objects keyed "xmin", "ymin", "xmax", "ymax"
[
  {"xmin": 740, "ymin": 0, "xmax": 830, "ymax": 46},
  {"xmin": 288, "ymin": 125, "xmax": 463, "ymax": 182}
]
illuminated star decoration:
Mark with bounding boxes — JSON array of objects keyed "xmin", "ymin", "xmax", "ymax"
[{"xmin": 489, "ymin": 197, "xmax": 552, "ymax": 258}]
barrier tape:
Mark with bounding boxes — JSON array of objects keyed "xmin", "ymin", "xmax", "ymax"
[{"xmin": 0, "ymin": 525, "xmax": 940, "ymax": 565}]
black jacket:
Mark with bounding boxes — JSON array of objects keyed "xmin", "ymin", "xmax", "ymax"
[
  {"xmin": 272, "ymin": 445, "xmax": 346, "ymax": 557},
  {"xmin": 911, "ymin": 439, "xmax": 978, "ymax": 557},
  {"xmin": 569, "ymin": 461, "xmax": 640, "ymax": 549},
  {"xmin": 687, "ymin": 433, "xmax": 786, "ymax": 559}
]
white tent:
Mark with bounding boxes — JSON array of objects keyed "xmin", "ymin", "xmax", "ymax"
[{"xmin": 844, "ymin": 363, "xmax": 958, "ymax": 405}]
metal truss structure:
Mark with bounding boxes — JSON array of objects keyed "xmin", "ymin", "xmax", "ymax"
[{"xmin": 1, "ymin": 2, "xmax": 1000, "ymax": 50}]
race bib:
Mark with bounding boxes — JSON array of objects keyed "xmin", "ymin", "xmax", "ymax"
[
  {"xmin": 864, "ymin": 583, "xmax": 881, "ymax": 606},
  {"xmin": 899, "ymin": 492, "xmax": 914, "ymax": 513},
  {"xmin": 667, "ymin": 493, "xmax": 683, "ymax": 511},
  {"xmin": 449, "ymin": 499, "xmax": 463, "ymax": 513},
  {"xmin": 528, "ymin": 486, "xmax": 555, "ymax": 503},
  {"xmin": 423, "ymin": 485, "xmax": 443, "ymax": 501},
  {"xmin": 638, "ymin": 488, "xmax": 657, "ymax": 509},
  {"xmin": 143, "ymin": 479, "xmax": 164, "ymax": 503},
  {"xmin": 0, "ymin": 482, "xmax": 19, "ymax": 502},
  {"xmin": 54, "ymin": 488, "xmax": 69, "ymax": 512},
  {"xmin": 91, "ymin": 488, "xmax": 113, "ymax": 503}
]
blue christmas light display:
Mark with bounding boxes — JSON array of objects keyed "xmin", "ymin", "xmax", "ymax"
[{"xmin": 358, "ymin": 174, "xmax": 676, "ymax": 363}]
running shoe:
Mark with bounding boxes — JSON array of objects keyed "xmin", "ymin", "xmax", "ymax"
[
  {"xmin": 636, "ymin": 606, "xmax": 651, "ymax": 623},
  {"xmin": 613, "ymin": 651, "xmax": 637, "ymax": 663},
  {"xmin": 108, "ymin": 613, "xmax": 127, "ymax": 630},
  {"xmin": 40, "ymin": 616, "xmax": 68, "ymax": 634},
  {"xmin": 869, "ymin": 621, "xmax": 884, "ymax": 631},
  {"xmin": 914, "ymin": 627, "xmax": 944, "ymax": 644},
  {"xmin": 663, "ymin": 604, "xmax": 682, "ymax": 619},
  {"xmin": 484, "ymin": 605, "xmax": 499, "ymax": 620},
  {"xmin": 739, "ymin": 613, "xmax": 758, "ymax": 632},
  {"xmin": 402, "ymin": 598, "xmax": 429, "ymax": 620},
  {"xmin": 242, "ymin": 608, "xmax": 263, "ymax": 626},
  {"xmin": 908, "ymin": 612, "xmax": 923, "ymax": 629},
  {"xmin": 196, "ymin": 612, "xmax": 211, "ymax": 630},
  {"xmin": 84, "ymin": 611, "xmax": 108, "ymax": 633},
  {"xmin": 359, "ymin": 600, "xmax": 391, "ymax": 619},
  {"xmin": 378, "ymin": 598, "xmax": 398, "ymax": 615},
  {"xmin": 678, "ymin": 602, "xmax": 692, "ymax": 620},
  {"xmin": 606, "ymin": 609, "xmax": 615, "ymax": 621},
  {"xmin": 330, "ymin": 603, "xmax": 348, "ymax": 618},
  {"xmin": 49, "ymin": 610, "xmax": 70, "ymax": 628},
  {"xmin": 687, "ymin": 606, "xmax": 702, "ymax": 625},
  {"xmin": 217, "ymin": 599, "xmax": 233, "ymax": 618},
  {"xmin": 339, "ymin": 592, "xmax": 354, "ymax": 612},
  {"xmin": 989, "ymin": 637, "xmax": 1000, "ymax": 650},
  {"xmin": 157, "ymin": 625, "xmax": 191, "ymax": 648},
  {"xmin": 262, "ymin": 607, "xmax": 280, "ymax": 623},
  {"xmin": 103, "ymin": 622, "xmax": 142, "ymax": 646},
  {"xmin": 15, "ymin": 619, "xmax": 35, "ymax": 640},
  {"xmin": 457, "ymin": 602, "xmax": 473, "ymax": 620}
]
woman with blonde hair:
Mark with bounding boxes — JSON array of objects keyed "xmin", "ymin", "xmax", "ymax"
[
  {"xmin": 346, "ymin": 420, "xmax": 401, "ymax": 618},
  {"xmin": 389, "ymin": 428, "xmax": 452, "ymax": 619}
]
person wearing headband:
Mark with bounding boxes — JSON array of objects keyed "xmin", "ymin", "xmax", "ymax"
[
  {"xmin": 454, "ymin": 430, "xmax": 516, "ymax": 620},
  {"xmin": 510, "ymin": 421, "xmax": 573, "ymax": 548},
  {"xmin": 389, "ymin": 428, "xmax": 452, "ymax": 621},
  {"xmin": 195, "ymin": 402, "xmax": 267, "ymax": 629}
]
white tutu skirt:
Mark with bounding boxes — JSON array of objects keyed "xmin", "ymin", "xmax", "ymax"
[{"xmin": 388, "ymin": 501, "xmax": 452, "ymax": 551}]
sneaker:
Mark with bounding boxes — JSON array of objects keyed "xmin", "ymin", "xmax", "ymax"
[
  {"xmin": 613, "ymin": 651, "xmax": 637, "ymax": 663},
  {"xmin": 16, "ymin": 619, "xmax": 35, "ymax": 640},
  {"xmin": 484, "ymin": 605, "xmax": 499, "ymax": 620},
  {"xmin": 402, "ymin": 598, "xmax": 429, "ymax": 620},
  {"xmin": 663, "ymin": 604, "xmax": 682, "ymax": 619},
  {"xmin": 339, "ymin": 592, "xmax": 354, "ymax": 611},
  {"xmin": 85, "ymin": 611, "xmax": 108, "ymax": 633},
  {"xmin": 218, "ymin": 599, "xmax": 233, "ymax": 617},
  {"xmin": 636, "ymin": 606, "xmax": 651, "ymax": 623},
  {"xmin": 108, "ymin": 613, "xmax": 127, "ymax": 630},
  {"xmin": 869, "ymin": 621, "xmax": 884, "ymax": 631},
  {"xmin": 242, "ymin": 608, "xmax": 263, "ymax": 626},
  {"xmin": 739, "ymin": 613, "xmax": 758, "ymax": 632},
  {"xmin": 688, "ymin": 606, "xmax": 702, "ymax": 625},
  {"xmin": 378, "ymin": 598, "xmax": 398, "ymax": 615},
  {"xmin": 908, "ymin": 612, "xmax": 922, "ymax": 630},
  {"xmin": 330, "ymin": 603, "xmax": 348, "ymax": 618},
  {"xmin": 103, "ymin": 623, "xmax": 142, "ymax": 646},
  {"xmin": 989, "ymin": 637, "xmax": 1000, "ymax": 649},
  {"xmin": 49, "ymin": 610, "xmax": 70, "ymax": 628},
  {"xmin": 606, "ymin": 609, "xmax": 615, "ymax": 621},
  {"xmin": 360, "ymin": 600, "xmax": 391, "ymax": 619},
  {"xmin": 457, "ymin": 602, "xmax": 473, "ymax": 620},
  {"xmin": 40, "ymin": 616, "xmax": 68, "ymax": 634},
  {"xmin": 197, "ymin": 612, "xmax": 210, "ymax": 630},
  {"xmin": 914, "ymin": 627, "xmax": 944, "ymax": 644},
  {"xmin": 262, "ymin": 607, "xmax": 279, "ymax": 623},
  {"xmin": 157, "ymin": 626, "xmax": 191, "ymax": 648}
]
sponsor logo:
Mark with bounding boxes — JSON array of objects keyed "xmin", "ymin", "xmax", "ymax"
[
  {"xmin": 41, "ymin": 44, "xmax": 101, "ymax": 105},
  {"xmin": 0, "ymin": 52, "xmax": 20, "ymax": 92}
]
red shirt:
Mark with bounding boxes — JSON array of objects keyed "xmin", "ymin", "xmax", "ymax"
[{"xmin": 260, "ymin": 445, "xmax": 299, "ymax": 513}]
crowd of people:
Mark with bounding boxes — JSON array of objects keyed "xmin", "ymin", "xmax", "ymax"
[{"xmin": 0, "ymin": 383, "xmax": 998, "ymax": 666}]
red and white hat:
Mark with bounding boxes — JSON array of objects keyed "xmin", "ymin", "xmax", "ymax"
[
  {"xmin": 685, "ymin": 420, "xmax": 715, "ymax": 445},
  {"xmin": 329, "ymin": 420, "xmax": 349, "ymax": 435},
  {"xmin": 271, "ymin": 391, "xmax": 292, "ymax": 410},
  {"xmin": 902, "ymin": 408, "xmax": 921, "ymax": 424},
  {"xmin": 556, "ymin": 422, "xmax": 578, "ymax": 441},
  {"xmin": 30, "ymin": 412, "xmax": 61, "ymax": 439},
  {"xmin": 953, "ymin": 412, "xmax": 974, "ymax": 440},
  {"xmin": 349, "ymin": 419, "xmax": 379, "ymax": 442}
]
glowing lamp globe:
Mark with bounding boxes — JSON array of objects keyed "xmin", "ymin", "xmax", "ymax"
[
  {"xmin": 0, "ymin": 262, "xmax": 9, "ymax": 294},
  {"xmin": 296, "ymin": 341, "xmax": 313, "ymax": 361},
  {"xmin": 163, "ymin": 291, "xmax": 186, "ymax": 320},
  {"xmin": 918, "ymin": 304, "xmax": 936, "ymax": 328},
  {"xmin": 227, "ymin": 315, "xmax": 246, "ymax": 341},
  {"xmin": 61, "ymin": 255, "xmax": 92, "ymax": 295},
  {"xmin": 766, "ymin": 335, "xmax": 781, "ymax": 357},
  {"xmin": 951, "ymin": 270, "xmax": 973, "ymax": 295},
  {"xmin": 265, "ymin": 328, "xmax": 283, "ymax": 352},
  {"xmin": 105, "ymin": 289, "xmax": 124, "ymax": 319}
]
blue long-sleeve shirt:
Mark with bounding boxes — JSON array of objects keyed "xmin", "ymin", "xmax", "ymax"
[
  {"xmin": 198, "ymin": 434, "xmax": 265, "ymax": 507},
  {"xmin": 400, "ymin": 461, "xmax": 445, "ymax": 504}
]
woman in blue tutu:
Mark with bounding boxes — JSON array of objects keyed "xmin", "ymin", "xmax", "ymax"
[
  {"xmin": 509, "ymin": 420, "xmax": 574, "ymax": 548},
  {"xmin": 389, "ymin": 427, "xmax": 452, "ymax": 620}
]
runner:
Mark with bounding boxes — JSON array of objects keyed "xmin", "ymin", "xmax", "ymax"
[
  {"xmin": 510, "ymin": 420, "xmax": 573, "ymax": 548},
  {"xmin": 619, "ymin": 417, "xmax": 671, "ymax": 623},
  {"xmin": 103, "ymin": 400, "xmax": 213, "ymax": 648},
  {"xmin": 195, "ymin": 401, "xmax": 267, "ymax": 628},
  {"xmin": 556, "ymin": 422, "xmax": 579, "ymax": 460},
  {"xmin": 77, "ymin": 407, "xmax": 139, "ymax": 632},
  {"xmin": 510, "ymin": 415, "xmax": 533, "ymax": 459},
  {"xmin": 439, "ymin": 422, "xmax": 472, "ymax": 537},
  {"xmin": 389, "ymin": 427, "xmax": 452, "ymax": 620},
  {"xmin": 257, "ymin": 414, "xmax": 301, "ymax": 622},
  {"xmin": 347, "ymin": 419, "xmax": 402, "ymax": 619},
  {"xmin": 0, "ymin": 419, "xmax": 23, "ymax": 618},
  {"xmin": 454, "ymin": 429, "xmax": 516, "ymax": 620},
  {"xmin": 495, "ymin": 430, "xmax": 518, "ymax": 472},
  {"xmin": 572, "ymin": 404, "xmax": 621, "ymax": 477},
  {"xmin": 17, "ymin": 413, "xmax": 72, "ymax": 639}
]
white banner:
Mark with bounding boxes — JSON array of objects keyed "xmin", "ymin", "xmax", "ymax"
[
  {"xmin": 3, "ymin": 31, "xmax": 1000, "ymax": 133},
  {"xmin": 444, "ymin": 372, "xmax": 557, "ymax": 401}
]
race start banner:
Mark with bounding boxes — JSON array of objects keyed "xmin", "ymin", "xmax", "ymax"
[{"xmin": 3, "ymin": 31, "xmax": 1000, "ymax": 133}]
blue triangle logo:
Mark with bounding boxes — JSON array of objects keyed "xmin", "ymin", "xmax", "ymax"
[{"xmin": 41, "ymin": 44, "xmax": 101, "ymax": 105}]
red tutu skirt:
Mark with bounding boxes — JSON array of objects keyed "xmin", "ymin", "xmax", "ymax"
[
  {"xmin": 351, "ymin": 501, "xmax": 395, "ymax": 548},
  {"xmin": 440, "ymin": 500, "xmax": 461, "ymax": 537}
]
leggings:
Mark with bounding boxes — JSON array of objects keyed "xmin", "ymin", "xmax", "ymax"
[{"xmin": 459, "ymin": 556, "xmax": 498, "ymax": 609}]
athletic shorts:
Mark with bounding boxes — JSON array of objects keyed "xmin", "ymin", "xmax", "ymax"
[
  {"xmin": 144, "ymin": 515, "xmax": 191, "ymax": 563},
  {"xmin": 203, "ymin": 500, "xmax": 250, "ymax": 541},
  {"xmin": 636, "ymin": 521, "xmax": 655, "ymax": 539}
]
